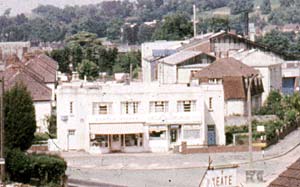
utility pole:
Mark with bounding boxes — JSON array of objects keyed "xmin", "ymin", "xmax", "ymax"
[
  {"xmin": 193, "ymin": 4, "xmax": 197, "ymax": 38},
  {"xmin": 247, "ymin": 75, "xmax": 257, "ymax": 167},
  {"xmin": 0, "ymin": 76, "xmax": 5, "ymax": 183}
]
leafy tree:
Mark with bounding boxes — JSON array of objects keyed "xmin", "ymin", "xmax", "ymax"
[
  {"xmin": 78, "ymin": 60, "xmax": 99, "ymax": 80},
  {"xmin": 199, "ymin": 16, "xmax": 230, "ymax": 33},
  {"xmin": 137, "ymin": 24, "xmax": 156, "ymax": 43},
  {"xmin": 257, "ymin": 90, "xmax": 284, "ymax": 119},
  {"xmin": 279, "ymin": 0, "xmax": 296, "ymax": 7},
  {"xmin": 4, "ymin": 83, "xmax": 36, "ymax": 151},
  {"xmin": 152, "ymin": 13, "xmax": 193, "ymax": 40},
  {"xmin": 257, "ymin": 30, "xmax": 291, "ymax": 53},
  {"xmin": 261, "ymin": 0, "xmax": 272, "ymax": 14},
  {"xmin": 113, "ymin": 51, "xmax": 141, "ymax": 76},
  {"xmin": 229, "ymin": 0, "xmax": 254, "ymax": 15}
]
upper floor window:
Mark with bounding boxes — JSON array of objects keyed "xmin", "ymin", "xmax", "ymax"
[
  {"xmin": 150, "ymin": 101, "xmax": 169, "ymax": 113},
  {"xmin": 209, "ymin": 97, "xmax": 213, "ymax": 111},
  {"xmin": 121, "ymin": 101, "xmax": 139, "ymax": 114},
  {"xmin": 177, "ymin": 100, "xmax": 196, "ymax": 112},
  {"xmin": 93, "ymin": 102, "xmax": 112, "ymax": 115},
  {"xmin": 70, "ymin": 101, "xmax": 73, "ymax": 114},
  {"xmin": 208, "ymin": 78, "xmax": 222, "ymax": 84}
]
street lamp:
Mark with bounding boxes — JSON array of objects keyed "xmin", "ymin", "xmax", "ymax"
[{"xmin": 246, "ymin": 74, "xmax": 259, "ymax": 167}]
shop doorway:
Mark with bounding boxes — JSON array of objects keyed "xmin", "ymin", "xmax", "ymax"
[
  {"xmin": 110, "ymin": 135, "xmax": 121, "ymax": 151},
  {"xmin": 67, "ymin": 129, "xmax": 76, "ymax": 150},
  {"xmin": 170, "ymin": 128, "xmax": 178, "ymax": 143}
]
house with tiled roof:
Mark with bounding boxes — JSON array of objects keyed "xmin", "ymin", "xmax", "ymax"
[
  {"xmin": 0, "ymin": 54, "xmax": 56, "ymax": 132},
  {"xmin": 192, "ymin": 57, "xmax": 264, "ymax": 116}
]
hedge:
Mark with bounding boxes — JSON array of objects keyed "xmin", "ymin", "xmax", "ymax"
[{"xmin": 6, "ymin": 149, "xmax": 67, "ymax": 186}]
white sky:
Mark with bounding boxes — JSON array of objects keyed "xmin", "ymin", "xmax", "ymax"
[{"xmin": 0, "ymin": 0, "xmax": 108, "ymax": 15}]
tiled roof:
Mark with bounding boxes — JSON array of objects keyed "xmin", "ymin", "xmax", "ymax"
[
  {"xmin": 25, "ymin": 54, "xmax": 57, "ymax": 83},
  {"xmin": 192, "ymin": 57, "xmax": 259, "ymax": 79},
  {"xmin": 268, "ymin": 158, "xmax": 300, "ymax": 187},
  {"xmin": 0, "ymin": 55, "xmax": 52, "ymax": 102}
]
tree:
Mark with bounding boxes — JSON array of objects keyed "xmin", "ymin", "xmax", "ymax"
[
  {"xmin": 261, "ymin": 0, "xmax": 272, "ymax": 15},
  {"xmin": 113, "ymin": 51, "xmax": 141, "ymax": 76},
  {"xmin": 152, "ymin": 13, "xmax": 193, "ymax": 40},
  {"xmin": 78, "ymin": 60, "xmax": 99, "ymax": 80},
  {"xmin": 229, "ymin": 0, "xmax": 254, "ymax": 15},
  {"xmin": 4, "ymin": 83, "xmax": 36, "ymax": 151},
  {"xmin": 137, "ymin": 24, "xmax": 156, "ymax": 43},
  {"xmin": 257, "ymin": 30, "xmax": 290, "ymax": 53}
]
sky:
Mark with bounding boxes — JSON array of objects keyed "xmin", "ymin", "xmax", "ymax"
[{"xmin": 0, "ymin": 0, "xmax": 108, "ymax": 15}]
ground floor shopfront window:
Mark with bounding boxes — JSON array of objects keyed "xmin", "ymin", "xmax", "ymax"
[
  {"xmin": 90, "ymin": 135, "xmax": 109, "ymax": 148},
  {"xmin": 125, "ymin": 134, "xmax": 143, "ymax": 147}
]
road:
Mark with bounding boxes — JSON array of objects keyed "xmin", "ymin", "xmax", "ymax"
[{"xmin": 62, "ymin": 128, "xmax": 300, "ymax": 187}]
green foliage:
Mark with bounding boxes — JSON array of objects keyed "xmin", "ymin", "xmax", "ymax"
[
  {"xmin": 114, "ymin": 51, "xmax": 141, "ymax": 75},
  {"xmin": 33, "ymin": 133, "xmax": 49, "ymax": 144},
  {"xmin": 152, "ymin": 13, "xmax": 193, "ymax": 40},
  {"xmin": 5, "ymin": 149, "xmax": 32, "ymax": 183},
  {"xmin": 78, "ymin": 60, "xmax": 99, "ymax": 80},
  {"xmin": 199, "ymin": 16, "xmax": 230, "ymax": 33},
  {"xmin": 229, "ymin": 0, "xmax": 254, "ymax": 14},
  {"xmin": 4, "ymin": 83, "xmax": 36, "ymax": 151},
  {"xmin": 256, "ymin": 90, "xmax": 284, "ymax": 119},
  {"xmin": 6, "ymin": 149, "xmax": 67, "ymax": 185},
  {"xmin": 46, "ymin": 114, "xmax": 57, "ymax": 136},
  {"xmin": 137, "ymin": 24, "xmax": 156, "ymax": 43},
  {"xmin": 261, "ymin": 0, "xmax": 272, "ymax": 14}
]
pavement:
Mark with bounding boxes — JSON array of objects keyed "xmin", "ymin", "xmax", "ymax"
[{"xmin": 61, "ymin": 128, "xmax": 300, "ymax": 187}]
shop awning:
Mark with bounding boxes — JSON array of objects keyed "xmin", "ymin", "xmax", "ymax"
[{"xmin": 90, "ymin": 123, "xmax": 144, "ymax": 135}]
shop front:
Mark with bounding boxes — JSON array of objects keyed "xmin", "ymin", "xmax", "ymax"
[{"xmin": 89, "ymin": 123, "xmax": 145, "ymax": 153}]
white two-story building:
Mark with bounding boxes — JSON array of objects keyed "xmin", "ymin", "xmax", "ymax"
[{"xmin": 56, "ymin": 79, "xmax": 225, "ymax": 153}]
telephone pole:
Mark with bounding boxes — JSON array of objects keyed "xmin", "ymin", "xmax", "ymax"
[
  {"xmin": 0, "ymin": 76, "xmax": 5, "ymax": 183},
  {"xmin": 193, "ymin": 4, "xmax": 197, "ymax": 38}
]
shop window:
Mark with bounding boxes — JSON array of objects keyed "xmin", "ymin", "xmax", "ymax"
[
  {"xmin": 150, "ymin": 101, "xmax": 169, "ymax": 113},
  {"xmin": 91, "ymin": 135, "xmax": 108, "ymax": 148},
  {"xmin": 125, "ymin": 134, "xmax": 143, "ymax": 146},
  {"xmin": 121, "ymin": 101, "xmax": 139, "ymax": 114},
  {"xmin": 149, "ymin": 131, "xmax": 166, "ymax": 140},
  {"xmin": 177, "ymin": 100, "xmax": 196, "ymax": 112}
]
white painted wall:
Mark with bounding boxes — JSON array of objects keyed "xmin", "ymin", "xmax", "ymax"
[
  {"xmin": 34, "ymin": 101, "xmax": 51, "ymax": 133},
  {"xmin": 55, "ymin": 81, "xmax": 225, "ymax": 152},
  {"xmin": 225, "ymin": 100, "xmax": 246, "ymax": 116},
  {"xmin": 158, "ymin": 63, "xmax": 177, "ymax": 84}
]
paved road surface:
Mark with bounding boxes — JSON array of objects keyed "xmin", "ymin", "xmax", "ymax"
[{"xmin": 62, "ymin": 128, "xmax": 300, "ymax": 187}]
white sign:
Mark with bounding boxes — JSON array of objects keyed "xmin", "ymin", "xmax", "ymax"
[
  {"xmin": 202, "ymin": 168, "xmax": 237, "ymax": 187},
  {"xmin": 257, "ymin": 126, "xmax": 265, "ymax": 132}
]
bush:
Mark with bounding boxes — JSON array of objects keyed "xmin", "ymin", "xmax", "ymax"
[
  {"xmin": 6, "ymin": 149, "xmax": 67, "ymax": 186},
  {"xmin": 5, "ymin": 149, "xmax": 32, "ymax": 183},
  {"xmin": 33, "ymin": 133, "xmax": 50, "ymax": 144}
]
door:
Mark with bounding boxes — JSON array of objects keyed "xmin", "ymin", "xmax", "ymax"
[
  {"xmin": 170, "ymin": 129, "xmax": 178, "ymax": 143},
  {"xmin": 207, "ymin": 125, "xmax": 216, "ymax": 146},
  {"xmin": 68, "ymin": 130, "xmax": 76, "ymax": 150},
  {"xmin": 111, "ymin": 135, "xmax": 121, "ymax": 151}
]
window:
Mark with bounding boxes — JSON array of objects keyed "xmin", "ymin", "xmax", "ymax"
[
  {"xmin": 125, "ymin": 134, "xmax": 143, "ymax": 146},
  {"xmin": 150, "ymin": 101, "xmax": 169, "ymax": 112},
  {"xmin": 91, "ymin": 135, "xmax": 108, "ymax": 148},
  {"xmin": 177, "ymin": 100, "xmax": 196, "ymax": 112},
  {"xmin": 70, "ymin": 102, "xmax": 73, "ymax": 114},
  {"xmin": 209, "ymin": 97, "xmax": 213, "ymax": 111},
  {"xmin": 208, "ymin": 78, "xmax": 222, "ymax": 84},
  {"xmin": 68, "ymin": 129, "xmax": 75, "ymax": 135},
  {"xmin": 93, "ymin": 102, "xmax": 112, "ymax": 115},
  {"xmin": 121, "ymin": 101, "xmax": 139, "ymax": 114},
  {"xmin": 149, "ymin": 131, "xmax": 166, "ymax": 140}
]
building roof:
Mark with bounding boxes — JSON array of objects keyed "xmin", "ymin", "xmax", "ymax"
[
  {"xmin": 159, "ymin": 50, "xmax": 203, "ymax": 65},
  {"xmin": 268, "ymin": 158, "xmax": 300, "ymax": 187},
  {"xmin": 232, "ymin": 49, "xmax": 283, "ymax": 67},
  {"xmin": 0, "ymin": 54, "xmax": 52, "ymax": 102},
  {"xmin": 25, "ymin": 54, "xmax": 58, "ymax": 83},
  {"xmin": 193, "ymin": 57, "xmax": 259, "ymax": 79}
]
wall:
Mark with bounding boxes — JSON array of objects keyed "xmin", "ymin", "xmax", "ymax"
[
  {"xmin": 34, "ymin": 101, "xmax": 51, "ymax": 133},
  {"xmin": 225, "ymin": 99, "xmax": 246, "ymax": 116},
  {"xmin": 56, "ymin": 82, "xmax": 225, "ymax": 152},
  {"xmin": 158, "ymin": 63, "xmax": 177, "ymax": 84}
]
